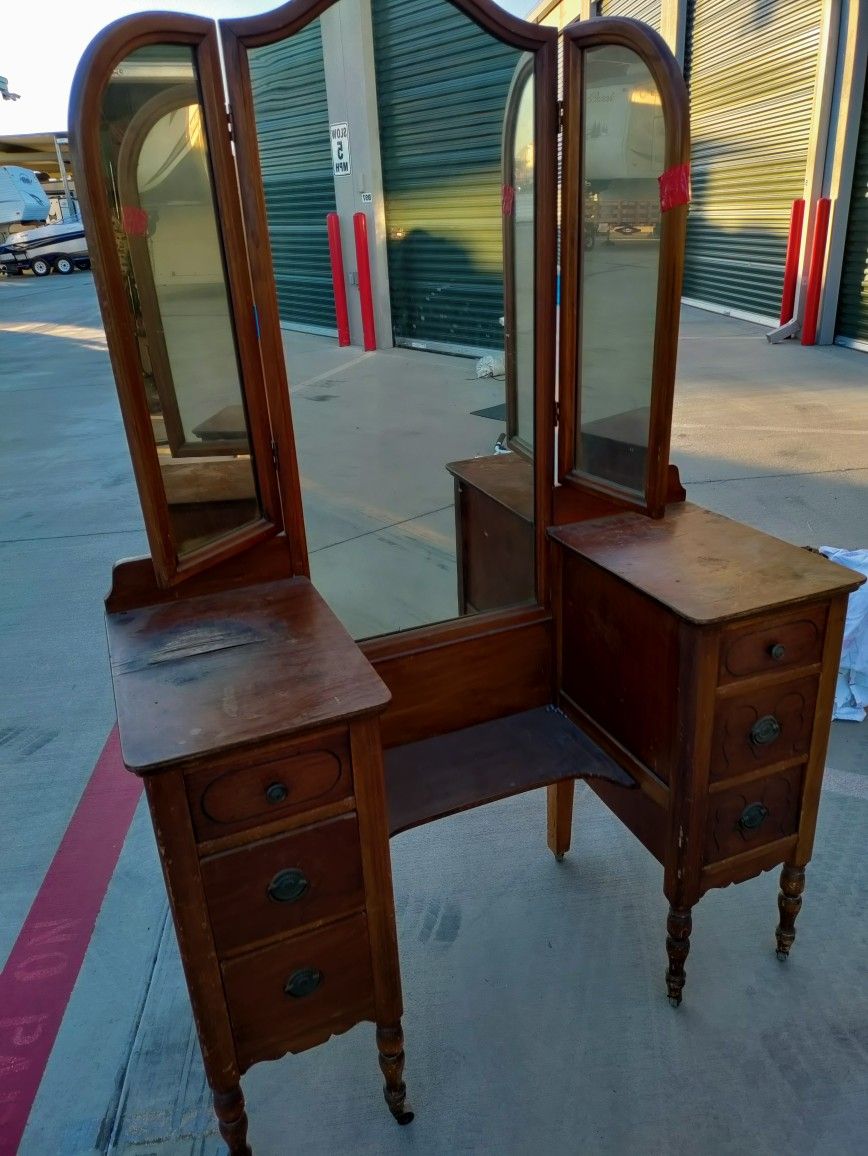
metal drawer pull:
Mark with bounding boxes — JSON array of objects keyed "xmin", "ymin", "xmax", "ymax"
[
  {"xmin": 265, "ymin": 781, "xmax": 288, "ymax": 804},
  {"xmin": 750, "ymin": 715, "xmax": 781, "ymax": 746},
  {"xmin": 266, "ymin": 868, "xmax": 310, "ymax": 904},
  {"xmin": 769, "ymin": 643, "xmax": 786, "ymax": 661},
  {"xmin": 284, "ymin": 968, "xmax": 323, "ymax": 999},
  {"xmin": 738, "ymin": 803, "xmax": 769, "ymax": 832}
]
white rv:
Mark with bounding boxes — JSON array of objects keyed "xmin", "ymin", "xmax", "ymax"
[{"xmin": 0, "ymin": 165, "xmax": 50, "ymax": 241}]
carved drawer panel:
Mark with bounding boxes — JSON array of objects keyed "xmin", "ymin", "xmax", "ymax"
[
  {"xmin": 201, "ymin": 814, "xmax": 365, "ymax": 956},
  {"xmin": 710, "ymin": 675, "xmax": 817, "ymax": 782},
  {"xmin": 223, "ymin": 913, "xmax": 375, "ymax": 1071},
  {"xmin": 718, "ymin": 605, "xmax": 825, "ymax": 684},
  {"xmin": 704, "ymin": 765, "xmax": 804, "ymax": 864},
  {"xmin": 186, "ymin": 728, "xmax": 352, "ymax": 840}
]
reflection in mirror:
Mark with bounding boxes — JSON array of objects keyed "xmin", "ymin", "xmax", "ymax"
[
  {"xmin": 504, "ymin": 58, "xmax": 535, "ymax": 460},
  {"xmin": 247, "ymin": 0, "xmax": 535, "ymax": 639},
  {"xmin": 577, "ymin": 45, "xmax": 664, "ymax": 494},
  {"xmin": 100, "ymin": 45, "xmax": 260, "ymax": 556}
]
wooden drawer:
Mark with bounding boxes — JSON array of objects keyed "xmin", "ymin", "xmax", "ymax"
[
  {"xmin": 201, "ymin": 814, "xmax": 365, "ymax": 955},
  {"xmin": 710, "ymin": 675, "xmax": 817, "ymax": 782},
  {"xmin": 186, "ymin": 728, "xmax": 352, "ymax": 840},
  {"xmin": 223, "ymin": 913, "xmax": 375, "ymax": 1070},
  {"xmin": 718, "ymin": 604, "xmax": 826, "ymax": 684},
  {"xmin": 704, "ymin": 765, "xmax": 804, "ymax": 864}
]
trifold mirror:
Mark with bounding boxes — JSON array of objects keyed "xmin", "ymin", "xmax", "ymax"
[{"xmin": 70, "ymin": 2, "xmax": 686, "ymax": 639}]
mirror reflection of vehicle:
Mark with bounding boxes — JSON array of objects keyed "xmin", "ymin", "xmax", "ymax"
[{"xmin": 0, "ymin": 219, "xmax": 90, "ymax": 276}]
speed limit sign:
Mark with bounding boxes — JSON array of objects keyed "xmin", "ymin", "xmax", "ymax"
[{"xmin": 330, "ymin": 123, "xmax": 351, "ymax": 176}]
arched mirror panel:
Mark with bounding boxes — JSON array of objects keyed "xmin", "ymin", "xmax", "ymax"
[
  {"xmin": 69, "ymin": 21, "xmax": 284, "ymax": 585},
  {"xmin": 221, "ymin": 0, "xmax": 556, "ymax": 640},
  {"xmin": 559, "ymin": 18, "xmax": 689, "ymax": 517}
]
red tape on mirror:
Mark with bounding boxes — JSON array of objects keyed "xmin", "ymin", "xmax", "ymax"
[{"xmin": 658, "ymin": 164, "xmax": 690, "ymax": 213}]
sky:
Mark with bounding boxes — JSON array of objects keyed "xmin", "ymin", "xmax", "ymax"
[{"xmin": 1, "ymin": 0, "xmax": 534, "ymax": 136}]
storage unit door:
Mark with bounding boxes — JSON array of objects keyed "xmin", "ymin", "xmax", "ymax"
[
  {"xmin": 683, "ymin": 0, "xmax": 823, "ymax": 320},
  {"xmin": 835, "ymin": 82, "xmax": 868, "ymax": 348},
  {"xmin": 598, "ymin": 1, "xmax": 662, "ymax": 29},
  {"xmin": 371, "ymin": 0, "xmax": 519, "ymax": 354},
  {"xmin": 249, "ymin": 25, "xmax": 337, "ymax": 334}
]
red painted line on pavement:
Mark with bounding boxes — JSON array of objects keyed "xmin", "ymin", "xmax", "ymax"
[{"xmin": 0, "ymin": 727, "xmax": 142, "ymax": 1156}]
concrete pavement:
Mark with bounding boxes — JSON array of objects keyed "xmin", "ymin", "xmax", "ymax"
[{"xmin": 1, "ymin": 270, "xmax": 866, "ymax": 1155}]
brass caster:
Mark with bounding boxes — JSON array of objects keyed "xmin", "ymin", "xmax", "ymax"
[
  {"xmin": 393, "ymin": 1109, "xmax": 414, "ymax": 1126},
  {"xmin": 555, "ymin": 852, "xmax": 565, "ymax": 863},
  {"xmin": 775, "ymin": 948, "xmax": 789, "ymax": 962},
  {"xmin": 668, "ymin": 995, "xmax": 682, "ymax": 1009}
]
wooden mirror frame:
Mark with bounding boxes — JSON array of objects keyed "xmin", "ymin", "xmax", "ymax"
[
  {"xmin": 68, "ymin": 14, "xmax": 307, "ymax": 587},
  {"xmin": 220, "ymin": 0, "xmax": 559, "ymax": 643},
  {"xmin": 557, "ymin": 17, "xmax": 690, "ymax": 518}
]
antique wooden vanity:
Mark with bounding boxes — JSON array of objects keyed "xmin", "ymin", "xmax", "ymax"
[{"xmin": 70, "ymin": 3, "xmax": 863, "ymax": 1152}]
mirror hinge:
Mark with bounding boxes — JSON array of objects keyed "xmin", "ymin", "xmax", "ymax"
[
  {"xmin": 557, "ymin": 100, "xmax": 564, "ymax": 134},
  {"xmin": 226, "ymin": 106, "xmax": 233, "ymax": 141},
  {"xmin": 271, "ymin": 440, "xmax": 279, "ymax": 472},
  {"xmin": 554, "ymin": 400, "xmax": 561, "ymax": 425}
]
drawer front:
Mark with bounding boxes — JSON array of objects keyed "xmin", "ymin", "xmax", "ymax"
[
  {"xmin": 718, "ymin": 605, "xmax": 826, "ymax": 684},
  {"xmin": 704, "ymin": 765, "xmax": 804, "ymax": 863},
  {"xmin": 710, "ymin": 676, "xmax": 817, "ymax": 782},
  {"xmin": 201, "ymin": 814, "xmax": 365, "ymax": 956},
  {"xmin": 187, "ymin": 729, "xmax": 352, "ymax": 840},
  {"xmin": 223, "ymin": 913, "xmax": 374, "ymax": 1070}
]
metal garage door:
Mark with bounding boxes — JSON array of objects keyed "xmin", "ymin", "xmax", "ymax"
[
  {"xmin": 835, "ymin": 84, "xmax": 868, "ymax": 347},
  {"xmin": 599, "ymin": 1, "xmax": 662, "ymax": 29},
  {"xmin": 249, "ymin": 24, "xmax": 337, "ymax": 333},
  {"xmin": 371, "ymin": 0, "xmax": 519, "ymax": 354},
  {"xmin": 683, "ymin": 0, "xmax": 822, "ymax": 320}
]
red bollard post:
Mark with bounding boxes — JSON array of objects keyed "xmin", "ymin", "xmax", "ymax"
[
  {"xmin": 327, "ymin": 212, "xmax": 350, "ymax": 347},
  {"xmin": 801, "ymin": 197, "xmax": 831, "ymax": 346},
  {"xmin": 779, "ymin": 198, "xmax": 805, "ymax": 324},
  {"xmin": 353, "ymin": 211, "xmax": 377, "ymax": 352}
]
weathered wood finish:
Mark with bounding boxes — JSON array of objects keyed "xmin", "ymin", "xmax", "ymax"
[
  {"xmin": 77, "ymin": 4, "xmax": 866, "ymax": 1147},
  {"xmin": 108, "ymin": 577, "xmax": 407, "ymax": 1148},
  {"xmin": 553, "ymin": 508, "xmax": 864, "ymax": 1003},
  {"xmin": 364, "ymin": 611, "xmax": 553, "ymax": 749},
  {"xmin": 385, "ymin": 707, "xmax": 635, "ymax": 838}
]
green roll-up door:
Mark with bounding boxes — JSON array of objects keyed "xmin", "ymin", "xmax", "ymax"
[
  {"xmin": 835, "ymin": 87, "xmax": 868, "ymax": 346},
  {"xmin": 683, "ymin": 0, "xmax": 822, "ymax": 320},
  {"xmin": 249, "ymin": 25, "xmax": 337, "ymax": 333},
  {"xmin": 599, "ymin": 1, "xmax": 662, "ymax": 28},
  {"xmin": 371, "ymin": 0, "xmax": 520, "ymax": 354}
]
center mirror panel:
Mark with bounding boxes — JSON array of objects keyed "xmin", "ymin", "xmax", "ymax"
[{"xmin": 242, "ymin": 0, "xmax": 536, "ymax": 640}]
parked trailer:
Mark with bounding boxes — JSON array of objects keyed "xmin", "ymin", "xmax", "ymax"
[{"xmin": 0, "ymin": 220, "xmax": 90, "ymax": 276}]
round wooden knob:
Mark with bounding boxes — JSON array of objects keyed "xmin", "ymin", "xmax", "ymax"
[{"xmin": 769, "ymin": 643, "xmax": 786, "ymax": 661}]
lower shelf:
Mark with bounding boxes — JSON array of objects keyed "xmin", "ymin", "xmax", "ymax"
[{"xmin": 384, "ymin": 705, "xmax": 636, "ymax": 837}]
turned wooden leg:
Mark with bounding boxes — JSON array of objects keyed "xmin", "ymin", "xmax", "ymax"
[
  {"xmin": 666, "ymin": 905, "xmax": 692, "ymax": 1007},
  {"xmin": 213, "ymin": 1085, "xmax": 252, "ymax": 1155},
  {"xmin": 377, "ymin": 1024, "xmax": 413, "ymax": 1125},
  {"xmin": 547, "ymin": 779, "xmax": 575, "ymax": 862},
  {"xmin": 775, "ymin": 863, "xmax": 806, "ymax": 960}
]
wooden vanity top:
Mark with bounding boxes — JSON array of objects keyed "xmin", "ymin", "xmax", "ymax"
[
  {"xmin": 106, "ymin": 577, "xmax": 390, "ymax": 773},
  {"xmin": 446, "ymin": 454, "xmax": 534, "ymax": 521},
  {"xmin": 550, "ymin": 502, "xmax": 864, "ymax": 624}
]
